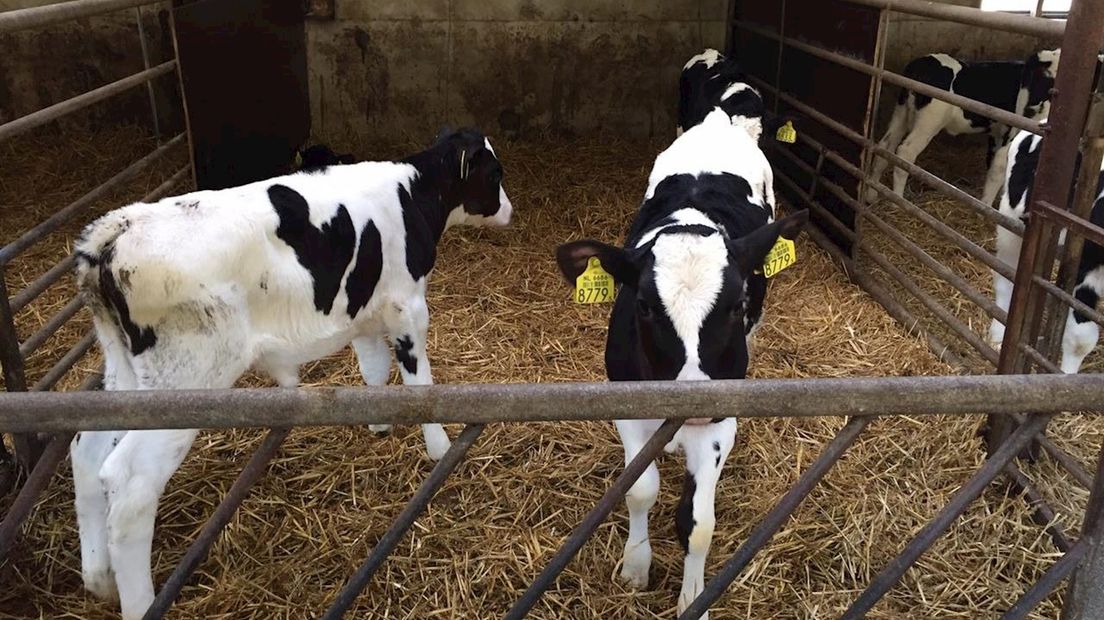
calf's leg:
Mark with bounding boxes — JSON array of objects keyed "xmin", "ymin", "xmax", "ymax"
[
  {"xmin": 615, "ymin": 419, "xmax": 663, "ymax": 588},
  {"xmin": 352, "ymin": 335, "xmax": 394, "ymax": 433},
  {"xmin": 386, "ymin": 296, "xmax": 450, "ymax": 460}
]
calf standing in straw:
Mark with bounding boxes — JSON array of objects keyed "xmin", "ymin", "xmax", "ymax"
[
  {"xmin": 556, "ymin": 109, "xmax": 807, "ymax": 617},
  {"xmin": 71, "ymin": 127, "xmax": 512, "ymax": 619}
]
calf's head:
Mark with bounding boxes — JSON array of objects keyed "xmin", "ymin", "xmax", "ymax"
[
  {"xmin": 556, "ymin": 210, "xmax": 808, "ymax": 381},
  {"xmin": 433, "ymin": 127, "xmax": 513, "ymax": 228}
]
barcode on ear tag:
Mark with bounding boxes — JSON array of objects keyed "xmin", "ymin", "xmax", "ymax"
[
  {"xmin": 575, "ymin": 257, "xmax": 615, "ymax": 304},
  {"xmin": 776, "ymin": 120, "xmax": 797, "ymax": 144},
  {"xmin": 762, "ymin": 237, "xmax": 797, "ymax": 278}
]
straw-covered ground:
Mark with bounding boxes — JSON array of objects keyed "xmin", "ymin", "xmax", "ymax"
[{"xmin": 0, "ymin": 124, "xmax": 1100, "ymax": 619}]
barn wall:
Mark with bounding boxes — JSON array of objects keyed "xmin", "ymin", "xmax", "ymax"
[
  {"xmin": 306, "ymin": 0, "xmax": 728, "ymax": 148},
  {"xmin": 0, "ymin": 0, "xmax": 181, "ymax": 133}
]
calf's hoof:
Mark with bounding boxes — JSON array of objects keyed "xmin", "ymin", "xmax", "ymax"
[
  {"xmin": 368, "ymin": 424, "xmax": 392, "ymax": 436},
  {"xmin": 620, "ymin": 540, "xmax": 652, "ymax": 589},
  {"xmin": 82, "ymin": 569, "xmax": 119, "ymax": 603}
]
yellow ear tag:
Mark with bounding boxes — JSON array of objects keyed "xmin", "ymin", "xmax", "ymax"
[
  {"xmin": 294, "ymin": 151, "xmax": 303, "ymax": 168},
  {"xmin": 574, "ymin": 257, "xmax": 615, "ymax": 304},
  {"xmin": 762, "ymin": 237, "xmax": 797, "ymax": 278},
  {"xmin": 775, "ymin": 120, "xmax": 797, "ymax": 144}
]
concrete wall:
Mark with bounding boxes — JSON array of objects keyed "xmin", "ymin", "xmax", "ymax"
[
  {"xmin": 306, "ymin": 0, "xmax": 728, "ymax": 147},
  {"xmin": 0, "ymin": 1, "xmax": 180, "ymax": 132}
]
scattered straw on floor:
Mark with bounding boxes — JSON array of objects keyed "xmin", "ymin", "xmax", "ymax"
[{"xmin": 0, "ymin": 126, "xmax": 1098, "ymax": 619}]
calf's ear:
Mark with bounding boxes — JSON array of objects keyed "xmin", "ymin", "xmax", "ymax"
[
  {"xmin": 729, "ymin": 209, "xmax": 809, "ymax": 275},
  {"xmin": 555, "ymin": 240, "xmax": 637, "ymax": 286}
]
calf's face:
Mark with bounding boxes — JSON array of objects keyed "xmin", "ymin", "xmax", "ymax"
[
  {"xmin": 557, "ymin": 210, "xmax": 808, "ymax": 381},
  {"xmin": 435, "ymin": 129, "xmax": 513, "ymax": 228}
]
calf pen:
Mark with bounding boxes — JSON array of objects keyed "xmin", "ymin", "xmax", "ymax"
[{"xmin": 1, "ymin": 0, "xmax": 1104, "ymax": 618}]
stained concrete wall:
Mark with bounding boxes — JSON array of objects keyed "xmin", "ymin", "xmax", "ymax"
[
  {"xmin": 306, "ymin": 0, "xmax": 728, "ymax": 147},
  {"xmin": 0, "ymin": 0, "xmax": 181, "ymax": 132}
]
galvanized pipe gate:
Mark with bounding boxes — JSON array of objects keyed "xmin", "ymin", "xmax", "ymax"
[{"xmin": 2, "ymin": 0, "xmax": 1104, "ymax": 618}]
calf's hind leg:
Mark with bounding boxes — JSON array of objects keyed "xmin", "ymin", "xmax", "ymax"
[{"xmin": 385, "ymin": 296, "xmax": 450, "ymax": 460}]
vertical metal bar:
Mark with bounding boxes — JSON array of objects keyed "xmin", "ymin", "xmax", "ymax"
[
  {"xmin": 842, "ymin": 413, "xmax": 1054, "ymax": 619},
  {"xmin": 322, "ymin": 423, "xmax": 486, "ymax": 620},
  {"xmin": 504, "ymin": 419, "xmax": 684, "ymax": 620},
  {"xmin": 990, "ymin": 0, "xmax": 1104, "ymax": 456},
  {"xmin": 772, "ymin": 0, "xmax": 786, "ymax": 115},
  {"xmin": 142, "ymin": 427, "xmax": 289, "ymax": 619},
  {"xmin": 1003, "ymin": 538, "xmax": 1087, "ymax": 620},
  {"xmin": 135, "ymin": 5, "xmax": 161, "ymax": 145},
  {"xmin": 0, "ymin": 433, "xmax": 73, "ymax": 560},
  {"xmin": 677, "ymin": 416, "xmax": 871, "ymax": 619},
  {"xmin": 854, "ymin": 6, "xmax": 890, "ymax": 265},
  {"xmin": 0, "ymin": 268, "xmax": 41, "ymax": 470},
  {"xmin": 167, "ymin": 7, "xmax": 197, "ymax": 190},
  {"xmin": 1062, "ymin": 443, "xmax": 1104, "ymax": 619}
]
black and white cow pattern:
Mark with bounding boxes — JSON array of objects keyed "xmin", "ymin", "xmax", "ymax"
[
  {"xmin": 990, "ymin": 127, "xmax": 1103, "ymax": 374},
  {"xmin": 557, "ymin": 109, "xmax": 807, "ymax": 618},
  {"xmin": 678, "ymin": 48, "xmax": 789, "ymax": 143},
  {"xmin": 70, "ymin": 127, "xmax": 512, "ymax": 620},
  {"xmin": 868, "ymin": 50, "xmax": 1060, "ymax": 206}
]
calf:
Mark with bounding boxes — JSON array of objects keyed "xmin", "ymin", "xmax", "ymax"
[
  {"xmin": 990, "ymin": 127, "xmax": 1103, "ymax": 374},
  {"xmin": 70, "ymin": 127, "xmax": 513, "ymax": 619},
  {"xmin": 868, "ymin": 50, "xmax": 1060, "ymax": 206},
  {"xmin": 296, "ymin": 143, "xmax": 356, "ymax": 172},
  {"xmin": 677, "ymin": 48, "xmax": 789, "ymax": 143},
  {"xmin": 556, "ymin": 109, "xmax": 807, "ymax": 617}
]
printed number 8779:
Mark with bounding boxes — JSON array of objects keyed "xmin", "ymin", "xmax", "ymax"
[{"xmin": 577, "ymin": 287, "xmax": 611, "ymax": 303}]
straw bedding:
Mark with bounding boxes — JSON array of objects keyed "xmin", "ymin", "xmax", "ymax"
[{"xmin": 0, "ymin": 124, "xmax": 1099, "ymax": 619}]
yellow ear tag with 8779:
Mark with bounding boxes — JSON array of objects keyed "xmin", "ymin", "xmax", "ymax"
[
  {"xmin": 762, "ymin": 237, "xmax": 797, "ymax": 278},
  {"xmin": 575, "ymin": 257, "xmax": 615, "ymax": 304},
  {"xmin": 775, "ymin": 120, "xmax": 797, "ymax": 144}
]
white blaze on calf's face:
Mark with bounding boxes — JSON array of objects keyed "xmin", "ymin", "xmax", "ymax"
[{"xmin": 651, "ymin": 232, "xmax": 729, "ymax": 381}]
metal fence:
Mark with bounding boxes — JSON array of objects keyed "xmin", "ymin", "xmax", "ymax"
[{"xmin": 1, "ymin": 0, "xmax": 1104, "ymax": 618}]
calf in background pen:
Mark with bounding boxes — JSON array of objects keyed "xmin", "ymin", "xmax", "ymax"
[
  {"xmin": 989, "ymin": 127, "xmax": 1103, "ymax": 374},
  {"xmin": 70, "ymin": 127, "xmax": 513, "ymax": 620},
  {"xmin": 296, "ymin": 143, "xmax": 356, "ymax": 172},
  {"xmin": 556, "ymin": 109, "xmax": 807, "ymax": 618},
  {"xmin": 677, "ymin": 48, "xmax": 792, "ymax": 143},
  {"xmin": 867, "ymin": 50, "xmax": 1060, "ymax": 206}
]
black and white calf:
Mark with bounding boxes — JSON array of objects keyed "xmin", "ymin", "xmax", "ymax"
[
  {"xmin": 296, "ymin": 143, "xmax": 356, "ymax": 172},
  {"xmin": 677, "ymin": 48, "xmax": 788, "ymax": 143},
  {"xmin": 70, "ymin": 128, "xmax": 512, "ymax": 619},
  {"xmin": 868, "ymin": 50, "xmax": 1060, "ymax": 206},
  {"xmin": 557, "ymin": 109, "xmax": 807, "ymax": 617},
  {"xmin": 990, "ymin": 127, "xmax": 1103, "ymax": 374}
]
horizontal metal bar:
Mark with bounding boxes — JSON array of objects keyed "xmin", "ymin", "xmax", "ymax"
[
  {"xmin": 504, "ymin": 419, "xmax": 683, "ymax": 620},
  {"xmin": 841, "ymin": 414, "xmax": 1054, "ymax": 619},
  {"xmin": 745, "ymin": 73, "xmax": 1024, "ymax": 236},
  {"xmin": 0, "ymin": 433, "xmax": 73, "ymax": 561},
  {"xmin": 1004, "ymin": 462, "xmax": 1074, "ymax": 553},
  {"xmin": 845, "ymin": 0, "xmax": 1065, "ymax": 38},
  {"xmin": 29, "ymin": 331, "xmax": 95, "ymax": 392},
  {"xmin": 1034, "ymin": 200, "xmax": 1104, "ymax": 250},
  {"xmin": 321, "ymin": 423, "xmax": 486, "ymax": 620},
  {"xmin": 1, "ymin": 375, "xmax": 1102, "ymax": 433},
  {"xmin": 18, "ymin": 297, "xmax": 83, "ymax": 358},
  {"xmin": 773, "ymin": 163, "xmax": 1001, "ymax": 365},
  {"xmin": 143, "ymin": 427, "xmax": 290, "ymax": 619},
  {"xmin": 8, "ymin": 255, "xmax": 77, "ymax": 314},
  {"xmin": 0, "ymin": 62, "xmax": 175, "ymax": 143},
  {"xmin": 1002, "ymin": 538, "xmax": 1087, "ymax": 620},
  {"xmin": 0, "ymin": 133, "xmax": 184, "ymax": 266},
  {"xmin": 0, "ymin": 0, "xmax": 167, "ymax": 34},
  {"xmin": 735, "ymin": 20, "xmax": 1044, "ymax": 135},
  {"xmin": 678, "ymin": 416, "xmax": 871, "ymax": 619}
]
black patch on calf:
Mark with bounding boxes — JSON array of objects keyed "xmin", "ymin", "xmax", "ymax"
[
  {"xmin": 1008, "ymin": 134, "xmax": 1042, "ymax": 209},
  {"xmin": 901, "ymin": 55, "xmax": 955, "ymax": 108},
  {"xmin": 719, "ymin": 86, "xmax": 765, "ymax": 123},
  {"xmin": 398, "ymin": 185, "xmax": 438, "ymax": 282},
  {"xmin": 954, "ymin": 61, "xmax": 1024, "ymax": 129},
  {"xmin": 675, "ymin": 471, "xmax": 697, "ymax": 553},
  {"xmin": 1073, "ymin": 287, "xmax": 1101, "ymax": 324},
  {"xmin": 394, "ymin": 335, "xmax": 418, "ymax": 374},
  {"xmin": 698, "ymin": 262, "xmax": 751, "ymax": 380},
  {"xmin": 98, "ymin": 245, "xmax": 157, "ymax": 356},
  {"xmin": 346, "ymin": 220, "xmax": 384, "ymax": 319},
  {"xmin": 269, "ymin": 184, "xmax": 357, "ymax": 315}
]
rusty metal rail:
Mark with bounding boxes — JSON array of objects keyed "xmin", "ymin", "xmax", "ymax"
[
  {"xmin": 1, "ymin": 375, "xmax": 1102, "ymax": 433},
  {"xmin": 0, "ymin": 0, "xmax": 167, "ymax": 34}
]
